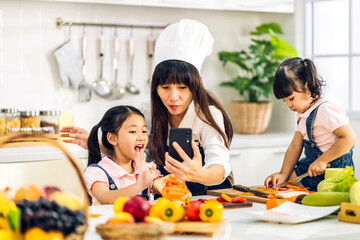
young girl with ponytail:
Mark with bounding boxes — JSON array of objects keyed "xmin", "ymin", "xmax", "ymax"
[
  {"xmin": 84, "ymin": 106, "xmax": 158, "ymax": 205},
  {"xmin": 265, "ymin": 57, "xmax": 356, "ymax": 191}
]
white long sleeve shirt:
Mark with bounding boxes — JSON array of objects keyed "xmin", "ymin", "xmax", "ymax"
[{"xmin": 169, "ymin": 101, "xmax": 232, "ymax": 182}]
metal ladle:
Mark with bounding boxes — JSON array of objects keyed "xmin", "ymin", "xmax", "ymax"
[
  {"xmin": 109, "ymin": 29, "xmax": 125, "ymax": 100},
  {"xmin": 77, "ymin": 26, "xmax": 92, "ymax": 103},
  {"xmin": 125, "ymin": 27, "xmax": 140, "ymax": 95},
  {"xmin": 92, "ymin": 27, "xmax": 113, "ymax": 98}
]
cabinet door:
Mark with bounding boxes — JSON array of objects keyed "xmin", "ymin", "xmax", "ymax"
[{"xmin": 230, "ymin": 146, "xmax": 286, "ymax": 186}]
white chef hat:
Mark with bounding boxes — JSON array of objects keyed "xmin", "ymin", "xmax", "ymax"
[{"xmin": 153, "ymin": 19, "xmax": 214, "ymax": 73}]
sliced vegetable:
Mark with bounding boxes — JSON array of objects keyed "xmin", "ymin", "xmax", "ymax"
[
  {"xmin": 266, "ymin": 199, "xmax": 289, "ymax": 210},
  {"xmin": 231, "ymin": 196, "xmax": 246, "ymax": 203},
  {"xmin": 302, "ymin": 192, "xmax": 350, "ymax": 206},
  {"xmin": 199, "ymin": 200, "xmax": 223, "ymax": 222},
  {"xmin": 350, "ymin": 181, "xmax": 360, "ymax": 204},
  {"xmin": 220, "ymin": 193, "xmax": 232, "ymax": 203}
]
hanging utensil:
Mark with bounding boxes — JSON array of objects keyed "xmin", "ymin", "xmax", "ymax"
[
  {"xmin": 78, "ymin": 26, "xmax": 92, "ymax": 102},
  {"xmin": 125, "ymin": 27, "xmax": 140, "ymax": 95},
  {"xmin": 109, "ymin": 28, "xmax": 125, "ymax": 100},
  {"xmin": 92, "ymin": 27, "xmax": 113, "ymax": 98},
  {"xmin": 147, "ymin": 28, "xmax": 155, "ymax": 85}
]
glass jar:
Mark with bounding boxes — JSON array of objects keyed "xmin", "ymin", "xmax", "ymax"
[
  {"xmin": 40, "ymin": 110, "xmax": 60, "ymax": 134},
  {"xmin": 20, "ymin": 110, "xmax": 41, "ymax": 128},
  {"xmin": 2, "ymin": 108, "xmax": 21, "ymax": 135},
  {"xmin": 0, "ymin": 110, "xmax": 4, "ymax": 136}
]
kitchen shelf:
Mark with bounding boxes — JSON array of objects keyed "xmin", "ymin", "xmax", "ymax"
[{"xmin": 40, "ymin": 0, "xmax": 294, "ymax": 13}]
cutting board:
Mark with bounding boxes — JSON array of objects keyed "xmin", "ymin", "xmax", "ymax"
[
  {"xmin": 174, "ymin": 219, "xmax": 228, "ymax": 237},
  {"xmin": 222, "ymin": 201, "xmax": 253, "ymax": 209},
  {"xmin": 207, "ymin": 188, "xmax": 269, "ymax": 204}
]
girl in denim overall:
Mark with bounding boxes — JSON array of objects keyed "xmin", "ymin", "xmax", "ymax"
[
  {"xmin": 83, "ymin": 106, "xmax": 158, "ymax": 205},
  {"xmin": 265, "ymin": 57, "xmax": 356, "ymax": 191}
]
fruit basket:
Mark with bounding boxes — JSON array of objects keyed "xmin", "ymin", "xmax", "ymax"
[{"xmin": 0, "ymin": 133, "xmax": 89, "ymax": 239}]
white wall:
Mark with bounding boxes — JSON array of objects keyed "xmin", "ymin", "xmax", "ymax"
[{"xmin": 0, "ymin": 0, "xmax": 295, "ymax": 132}]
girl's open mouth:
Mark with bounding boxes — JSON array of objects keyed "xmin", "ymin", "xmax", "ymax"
[{"xmin": 134, "ymin": 144, "xmax": 144, "ymax": 152}]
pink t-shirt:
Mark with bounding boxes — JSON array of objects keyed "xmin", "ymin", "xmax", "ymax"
[
  {"xmin": 84, "ymin": 156, "xmax": 140, "ymax": 206},
  {"xmin": 295, "ymin": 98, "xmax": 349, "ymax": 153}
]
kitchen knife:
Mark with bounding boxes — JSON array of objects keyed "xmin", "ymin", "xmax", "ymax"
[
  {"xmin": 277, "ymin": 173, "xmax": 309, "ymax": 188},
  {"xmin": 233, "ymin": 185, "xmax": 269, "ymax": 197}
]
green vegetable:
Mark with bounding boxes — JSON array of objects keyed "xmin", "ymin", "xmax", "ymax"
[
  {"xmin": 317, "ymin": 166, "xmax": 358, "ymax": 192},
  {"xmin": 302, "ymin": 192, "xmax": 350, "ymax": 206},
  {"xmin": 350, "ymin": 181, "xmax": 360, "ymax": 204},
  {"xmin": 7, "ymin": 203, "xmax": 21, "ymax": 231}
]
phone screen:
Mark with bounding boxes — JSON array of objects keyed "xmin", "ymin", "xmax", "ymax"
[{"xmin": 169, "ymin": 128, "xmax": 193, "ymax": 162}]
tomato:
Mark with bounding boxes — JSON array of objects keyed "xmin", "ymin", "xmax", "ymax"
[
  {"xmin": 231, "ymin": 196, "xmax": 246, "ymax": 203},
  {"xmin": 186, "ymin": 200, "xmax": 203, "ymax": 221}
]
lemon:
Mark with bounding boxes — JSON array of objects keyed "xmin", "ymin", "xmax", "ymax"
[{"xmin": 113, "ymin": 197, "xmax": 129, "ymax": 214}]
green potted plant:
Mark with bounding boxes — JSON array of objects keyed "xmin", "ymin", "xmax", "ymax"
[{"xmin": 219, "ymin": 22, "xmax": 297, "ymax": 134}]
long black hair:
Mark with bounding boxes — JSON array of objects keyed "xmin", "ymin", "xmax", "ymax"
[
  {"xmin": 149, "ymin": 60, "xmax": 233, "ymax": 166},
  {"xmin": 87, "ymin": 105, "xmax": 145, "ymax": 166},
  {"xmin": 273, "ymin": 57, "xmax": 325, "ymax": 100}
]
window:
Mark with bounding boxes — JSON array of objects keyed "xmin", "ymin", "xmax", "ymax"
[{"xmin": 306, "ymin": 0, "xmax": 360, "ymax": 112}]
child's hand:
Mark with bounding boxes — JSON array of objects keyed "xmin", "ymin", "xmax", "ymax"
[
  {"xmin": 134, "ymin": 149, "xmax": 159, "ymax": 189},
  {"xmin": 60, "ymin": 126, "xmax": 89, "ymax": 149},
  {"xmin": 308, "ymin": 159, "xmax": 327, "ymax": 177},
  {"xmin": 265, "ymin": 172, "xmax": 287, "ymax": 188}
]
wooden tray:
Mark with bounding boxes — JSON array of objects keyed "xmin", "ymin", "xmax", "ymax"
[
  {"xmin": 338, "ymin": 202, "xmax": 360, "ymax": 224},
  {"xmin": 207, "ymin": 188, "xmax": 269, "ymax": 204},
  {"xmin": 173, "ymin": 219, "xmax": 228, "ymax": 237}
]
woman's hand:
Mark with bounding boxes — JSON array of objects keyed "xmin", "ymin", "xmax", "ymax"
[
  {"xmin": 134, "ymin": 149, "xmax": 159, "ymax": 189},
  {"xmin": 164, "ymin": 140, "xmax": 204, "ymax": 183},
  {"xmin": 60, "ymin": 126, "xmax": 89, "ymax": 149},
  {"xmin": 264, "ymin": 172, "xmax": 287, "ymax": 188}
]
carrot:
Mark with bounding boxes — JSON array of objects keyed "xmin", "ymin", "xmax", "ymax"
[
  {"xmin": 242, "ymin": 192, "xmax": 255, "ymax": 196},
  {"xmin": 266, "ymin": 199, "xmax": 289, "ymax": 210},
  {"xmin": 221, "ymin": 193, "xmax": 233, "ymax": 202}
]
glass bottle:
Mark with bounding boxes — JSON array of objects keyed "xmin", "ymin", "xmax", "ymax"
[{"xmin": 2, "ymin": 108, "xmax": 21, "ymax": 135}]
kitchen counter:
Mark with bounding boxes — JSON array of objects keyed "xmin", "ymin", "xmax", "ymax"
[
  {"xmin": 0, "ymin": 142, "xmax": 88, "ymax": 163},
  {"xmin": 230, "ymin": 132, "xmax": 293, "ymax": 149},
  {"xmin": 0, "ymin": 133, "xmax": 293, "ymax": 163},
  {"xmin": 84, "ymin": 196, "xmax": 360, "ymax": 240}
]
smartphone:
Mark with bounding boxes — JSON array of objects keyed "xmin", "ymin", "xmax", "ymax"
[{"xmin": 169, "ymin": 128, "xmax": 193, "ymax": 162}]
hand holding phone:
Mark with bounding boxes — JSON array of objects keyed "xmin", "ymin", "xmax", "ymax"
[{"xmin": 169, "ymin": 128, "xmax": 193, "ymax": 162}]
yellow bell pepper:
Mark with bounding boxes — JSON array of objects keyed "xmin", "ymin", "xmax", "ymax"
[
  {"xmin": 149, "ymin": 198, "xmax": 171, "ymax": 218},
  {"xmin": 159, "ymin": 201, "xmax": 185, "ymax": 222},
  {"xmin": 199, "ymin": 200, "xmax": 223, "ymax": 222}
]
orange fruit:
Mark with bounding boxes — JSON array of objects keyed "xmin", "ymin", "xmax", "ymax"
[
  {"xmin": 107, "ymin": 212, "xmax": 135, "ymax": 224},
  {"xmin": 14, "ymin": 184, "xmax": 46, "ymax": 202},
  {"xmin": 24, "ymin": 227, "xmax": 64, "ymax": 240}
]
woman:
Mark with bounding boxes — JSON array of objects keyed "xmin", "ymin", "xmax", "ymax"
[
  {"xmin": 61, "ymin": 19, "xmax": 234, "ymax": 195},
  {"xmin": 149, "ymin": 19, "xmax": 234, "ymax": 195}
]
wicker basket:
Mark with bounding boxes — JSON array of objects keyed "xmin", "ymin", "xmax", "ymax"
[
  {"xmin": 230, "ymin": 101, "xmax": 273, "ymax": 134},
  {"xmin": 0, "ymin": 133, "xmax": 89, "ymax": 240},
  {"xmin": 96, "ymin": 221, "xmax": 174, "ymax": 240}
]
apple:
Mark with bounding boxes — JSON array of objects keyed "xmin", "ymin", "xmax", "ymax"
[
  {"xmin": 123, "ymin": 196, "xmax": 151, "ymax": 222},
  {"xmin": 43, "ymin": 186, "xmax": 61, "ymax": 198}
]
